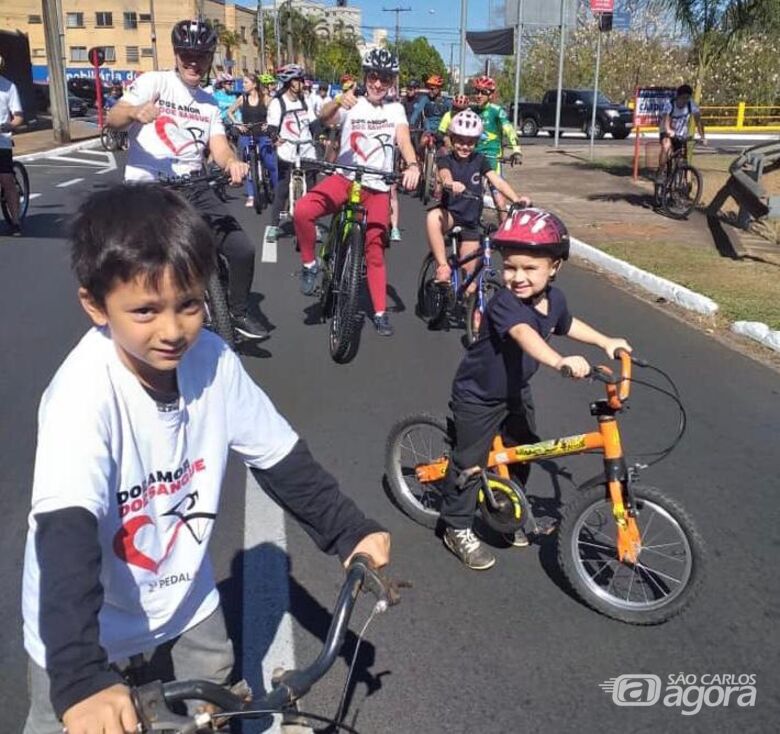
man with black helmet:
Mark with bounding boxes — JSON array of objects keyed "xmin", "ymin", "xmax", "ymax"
[{"xmin": 106, "ymin": 18, "xmax": 268, "ymax": 341}]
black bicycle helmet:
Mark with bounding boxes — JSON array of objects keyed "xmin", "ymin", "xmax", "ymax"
[
  {"xmin": 362, "ymin": 48, "xmax": 399, "ymax": 74},
  {"xmin": 171, "ymin": 19, "xmax": 217, "ymax": 54},
  {"xmin": 408, "ymin": 79, "xmax": 421, "ymax": 90},
  {"xmin": 276, "ymin": 64, "xmax": 306, "ymax": 86}
]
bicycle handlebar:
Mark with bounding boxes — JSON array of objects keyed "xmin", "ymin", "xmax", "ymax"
[
  {"xmin": 156, "ymin": 168, "xmax": 232, "ymax": 189},
  {"xmin": 560, "ymin": 349, "xmax": 634, "ymax": 409},
  {"xmin": 303, "ymin": 158, "xmax": 404, "ymax": 185},
  {"xmin": 131, "ymin": 555, "xmax": 405, "ymax": 732}
]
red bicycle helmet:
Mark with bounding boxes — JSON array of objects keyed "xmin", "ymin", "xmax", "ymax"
[
  {"xmin": 472, "ymin": 75, "xmax": 496, "ymax": 93},
  {"xmin": 492, "ymin": 208, "xmax": 570, "ymax": 260},
  {"xmin": 426, "ymin": 74, "xmax": 444, "ymax": 88},
  {"xmin": 452, "ymin": 94, "xmax": 470, "ymax": 110}
]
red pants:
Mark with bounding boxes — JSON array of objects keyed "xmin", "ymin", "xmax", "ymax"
[{"xmin": 294, "ymin": 173, "xmax": 390, "ymax": 313}]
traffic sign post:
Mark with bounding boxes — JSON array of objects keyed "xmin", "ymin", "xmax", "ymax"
[
  {"xmin": 89, "ymin": 47, "xmax": 105, "ymax": 128},
  {"xmin": 588, "ymin": 2, "xmax": 612, "ymax": 160}
]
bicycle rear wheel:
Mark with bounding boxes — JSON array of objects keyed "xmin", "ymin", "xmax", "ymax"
[
  {"xmin": 1, "ymin": 161, "xmax": 30, "ymax": 224},
  {"xmin": 204, "ymin": 267, "xmax": 235, "ymax": 349},
  {"xmin": 249, "ymin": 145, "xmax": 264, "ymax": 214},
  {"xmin": 557, "ymin": 483, "xmax": 706, "ymax": 624},
  {"xmin": 421, "ymin": 148, "xmax": 435, "ymax": 205},
  {"xmin": 328, "ymin": 225, "xmax": 364, "ymax": 364},
  {"xmin": 385, "ymin": 414, "xmax": 450, "ymax": 529},
  {"xmin": 100, "ymin": 126, "xmax": 118, "ymax": 152},
  {"xmin": 661, "ymin": 163, "xmax": 702, "ymax": 219},
  {"xmin": 464, "ymin": 277, "xmax": 501, "ymax": 344},
  {"xmin": 415, "ymin": 253, "xmax": 449, "ymax": 326}
]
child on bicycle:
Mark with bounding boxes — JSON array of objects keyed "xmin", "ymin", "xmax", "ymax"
[
  {"xmin": 426, "ymin": 109, "xmax": 530, "ymax": 287},
  {"xmin": 21, "ymin": 184, "xmax": 390, "ymax": 734},
  {"xmin": 440, "ymin": 208, "xmax": 631, "ymax": 570}
]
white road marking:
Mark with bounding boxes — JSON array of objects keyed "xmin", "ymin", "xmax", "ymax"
[
  {"xmin": 56, "ymin": 178, "xmax": 84, "ymax": 188},
  {"xmin": 242, "ymin": 468, "xmax": 292, "ymax": 730},
  {"xmin": 44, "ymin": 155, "xmax": 108, "ymax": 167},
  {"xmin": 28, "ymin": 193, "xmax": 41, "ymax": 200},
  {"xmin": 261, "ymin": 233, "xmax": 278, "ymax": 263}
]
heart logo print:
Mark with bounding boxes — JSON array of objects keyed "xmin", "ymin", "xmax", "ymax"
[
  {"xmin": 113, "ymin": 514, "xmax": 186, "ymax": 573},
  {"xmin": 349, "ymin": 132, "xmax": 385, "ymax": 163},
  {"xmin": 154, "ymin": 115, "xmax": 201, "ymax": 156}
]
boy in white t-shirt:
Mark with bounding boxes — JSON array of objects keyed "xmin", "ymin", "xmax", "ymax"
[
  {"xmin": 656, "ymin": 83, "xmax": 707, "ymax": 180},
  {"xmin": 21, "ymin": 184, "xmax": 390, "ymax": 734},
  {"xmin": 293, "ymin": 49, "xmax": 420, "ymax": 337}
]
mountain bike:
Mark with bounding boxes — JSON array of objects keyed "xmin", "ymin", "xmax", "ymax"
[
  {"xmin": 385, "ymin": 351, "xmax": 706, "ymax": 625},
  {"xmin": 100, "ymin": 125, "xmax": 128, "ymax": 152},
  {"xmin": 279, "ymin": 137, "xmax": 314, "ymax": 220},
  {"xmin": 158, "ymin": 170, "xmax": 237, "ymax": 349},
  {"xmin": 129, "ymin": 555, "xmax": 404, "ymax": 732},
  {"xmin": 1, "ymin": 160, "xmax": 30, "ymax": 226},
  {"xmin": 233, "ymin": 121, "xmax": 275, "ymax": 214},
  {"xmin": 308, "ymin": 159, "xmax": 402, "ymax": 364},
  {"xmin": 417, "ymin": 131, "xmax": 440, "ymax": 205},
  {"xmin": 654, "ymin": 139, "xmax": 703, "ymax": 219}
]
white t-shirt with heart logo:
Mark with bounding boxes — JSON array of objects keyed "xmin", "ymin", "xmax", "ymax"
[
  {"xmin": 335, "ymin": 97, "xmax": 408, "ymax": 192},
  {"xmin": 22, "ymin": 327, "xmax": 298, "ymax": 665},
  {"xmin": 121, "ymin": 70, "xmax": 225, "ymax": 181},
  {"xmin": 266, "ymin": 94, "xmax": 316, "ymax": 164}
]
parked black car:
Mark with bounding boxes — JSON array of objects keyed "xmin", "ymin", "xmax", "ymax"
[
  {"xmin": 510, "ymin": 89, "xmax": 634, "ymax": 139},
  {"xmin": 67, "ymin": 77, "xmax": 111, "ymax": 107},
  {"xmin": 33, "ymin": 83, "xmax": 90, "ymax": 117}
]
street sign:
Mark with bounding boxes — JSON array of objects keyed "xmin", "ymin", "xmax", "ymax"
[
  {"xmin": 598, "ymin": 12, "xmax": 613, "ymax": 31},
  {"xmin": 88, "ymin": 47, "xmax": 105, "ymax": 66},
  {"xmin": 590, "ymin": 0, "xmax": 614, "ymax": 12},
  {"xmin": 613, "ymin": 10, "xmax": 631, "ymax": 30},
  {"xmin": 634, "ymin": 86, "xmax": 677, "ymax": 127}
]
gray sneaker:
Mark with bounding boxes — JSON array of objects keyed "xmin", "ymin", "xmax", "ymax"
[
  {"xmin": 300, "ymin": 263, "xmax": 320, "ymax": 296},
  {"xmin": 264, "ymin": 225, "xmax": 278, "ymax": 245},
  {"xmin": 443, "ymin": 527, "xmax": 496, "ymax": 570}
]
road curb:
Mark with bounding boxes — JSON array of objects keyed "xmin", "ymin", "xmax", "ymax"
[
  {"xmin": 16, "ymin": 137, "xmax": 101, "ymax": 162},
  {"xmin": 731, "ymin": 322, "xmax": 780, "ymax": 353},
  {"xmin": 569, "ymin": 236, "xmax": 719, "ymax": 315}
]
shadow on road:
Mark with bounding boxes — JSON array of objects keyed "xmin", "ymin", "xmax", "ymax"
[
  {"xmin": 586, "ymin": 191, "xmax": 656, "ymax": 210},
  {"xmin": 6, "ymin": 213, "xmax": 72, "ymax": 239}
]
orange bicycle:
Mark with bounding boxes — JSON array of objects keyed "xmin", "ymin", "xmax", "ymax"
[{"xmin": 385, "ymin": 351, "xmax": 706, "ymax": 624}]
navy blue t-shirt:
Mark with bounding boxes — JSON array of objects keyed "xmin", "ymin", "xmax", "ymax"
[
  {"xmin": 437, "ymin": 151, "xmax": 492, "ymax": 226},
  {"xmin": 452, "ymin": 285, "xmax": 573, "ymax": 403}
]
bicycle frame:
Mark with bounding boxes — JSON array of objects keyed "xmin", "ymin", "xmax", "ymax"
[
  {"xmin": 447, "ymin": 229, "xmax": 496, "ymax": 303},
  {"xmin": 415, "ymin": 353, "xmax": 642, "ymax": 563}
]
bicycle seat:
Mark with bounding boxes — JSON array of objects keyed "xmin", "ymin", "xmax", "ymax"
[{"xmin": 444, "ymin": 226, "xmax": 463, "ymax": 238}]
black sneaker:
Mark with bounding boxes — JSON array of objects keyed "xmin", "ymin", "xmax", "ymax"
[
  {"xmin": 443, "ymin": 527, "xmax": 496, "ymax": 570},
  {"xmin": 372, "ymin": 313, "xmax": 394, "ymax": 337},
  {"xmin": 232, "ymin": 314, "xmax": 270, "ymax": 341}
]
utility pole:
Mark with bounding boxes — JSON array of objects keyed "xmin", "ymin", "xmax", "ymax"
[
  {"xmin": 445, "ymin": 42, "xmax": 458, "ymax": 93},
  {"xmin": 42, "ymin": 0, "xmax": 70, "ymax": 143},
  {"xmin": 458, "ymin": 0, "xmax": 467, "ymax": 94},
  {"xmin": 257, "ymin": 1, "xmax": 265, "ymax": 73},
  {"xmin": 149, "ymin": 0, "xmax": 159, "ymax": 71},
  {"xmin": 274, "ymin": 0, "xmax": 282, "ymax": 68},
  {"xmin": 511, "ymin": 0, "xmax": 524, "ymax": 129},
  {"xmin": 553, "ymin": 0, "xmax": 567, "ymax": 148},
  {"xmin": 286, "ymin": 0, "xmax": 293, "ymax": 64},
  {"xmin": 382, "ymin": 6, "xmax": 411, "ymax": 63}
]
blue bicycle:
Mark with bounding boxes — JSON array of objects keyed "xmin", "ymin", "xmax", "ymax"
[{"xmin": 231, "ymin": 121, "xmax": 276, "ymax": 214}]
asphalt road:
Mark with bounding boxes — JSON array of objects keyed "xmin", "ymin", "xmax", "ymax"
[{"xmin": 1, "ymin": 149, "xmax": 779, "ymax": 733}]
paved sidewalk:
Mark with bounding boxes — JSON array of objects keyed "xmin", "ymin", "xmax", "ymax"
[
  {"xmin": 12, "ymin": 120, "xmax": 99, "ymax": 157},
  {"xmin": 505, "ymin": 145, "xmax": 715, "ymax": 249}
]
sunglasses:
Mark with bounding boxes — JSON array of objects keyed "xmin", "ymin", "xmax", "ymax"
[
  {"xmin": 475, "ymin": 90, "xmax": 490, "ymax": 96},
  {"xmin": 366, "ymin": 71, "xmax": 394, "ymax": 86}
]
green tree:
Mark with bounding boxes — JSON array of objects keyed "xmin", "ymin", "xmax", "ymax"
[
  {"xmin": 211, "ymin": 20, "xmax": 243, "ymax": 67},
  {"xmin": 313, "ymin": 37, "xmax": 361, "ymax": 83},
  {"xmin": 389, "ymin": 37, "xmax": 448, "ymax": 88},
  {"xmin": 660, "ymin": 0, "xmax": 777, "ymax": 100}
]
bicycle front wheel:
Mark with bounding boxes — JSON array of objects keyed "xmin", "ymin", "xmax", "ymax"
[
  {"xmin": 557, "ymin": 483, "xmax": 706, "ymax": 624},
  {"xmin": 416, "ymin": 253, "xmax": 449, "ymax": 325},
  {"xmin": 328, "ymin": 225, "xmax": 363, "ymax": 363},
  {"xmin": 249, "ymin": 145, "xmax": 264, "ymax": 214},
  {"xmin": 290, "ymin": 174, "xmax": 304, "ymax": 218},
  {"xmin": 661, "ymin": 163, "xmax": 702, "ymax": 219},
  {"xmin": 2, "ymin": 161, "xmax": 30, "ymax": 224},
  {"xmin": 385, "ymin": 414, "xmax": 450, "ymax": 529},
  {"xmin": 421, "ymin": 148, "xmax": 435, "ymax": 205},
  {"xmin": 464, "ymin": 278, "xmax": 501, "ymax": 344},
  {"xmin": 100, "ymin": 126, "xmax": 118, "ymax": 152},
  {"xmin": 204, "ymin": 268, "xmax": 235, "ymax": 349}
]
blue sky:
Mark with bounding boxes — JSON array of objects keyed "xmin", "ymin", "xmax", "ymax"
[{"xmin": 248, "ymin": 0, "xmax": 498, "ymax": 73}]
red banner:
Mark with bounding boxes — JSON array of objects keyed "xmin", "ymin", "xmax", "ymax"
[{"xmin": 590, "ymin": 0, "xmax": 614, "ymax": 11}]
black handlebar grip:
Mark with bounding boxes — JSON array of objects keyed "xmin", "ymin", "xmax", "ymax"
[{"xmin": 560, "ymin": 365, "xmax": 574, "ymax": 379}]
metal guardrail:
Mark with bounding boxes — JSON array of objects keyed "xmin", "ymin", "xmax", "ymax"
[{"xmin": 706, "ymin": 140, "xmax": 780, "ymax": 261}]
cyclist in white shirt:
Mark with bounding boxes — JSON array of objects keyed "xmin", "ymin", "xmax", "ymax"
[
  {"xmin": 293, "ymin": 49, "xmax": 420, "ymax": 336},
  {"xmin": 0, "ymin": 54, "xmax": 25, "ymax": 236},
  {"xmin": 656, "ymin": 83, "xmax": 707, "ymax": 180},
  {"xmin": 264, "ymin": 64, "xmax": 316, "ymax": 246},
  {"xmin": 106, "ymin": 18, "xmax": 268, "ymax": 341}
]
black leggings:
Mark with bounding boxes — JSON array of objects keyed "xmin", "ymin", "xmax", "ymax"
[
  {"xmin": 183, "ymin": 184, "xmax": 255, "ymax": 317},
  {"xmin": 440, "ymin": 389, "xmax": 539, "ymax": 531},
  {"xmin": 272, "ymin": 159, "xmax": 317, "ymax": 227}
]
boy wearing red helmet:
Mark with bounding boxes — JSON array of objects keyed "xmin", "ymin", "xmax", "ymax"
[
  {"xmin": 440, "ymin": 209, "xmax": 632, "ymax": 570},
  {"xmin": 427, "ymin": 110, "xmax": 530, "ymax": 287}
]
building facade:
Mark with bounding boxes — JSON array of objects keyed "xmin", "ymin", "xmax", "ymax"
[{"xmin": 2, "ymin": 0, "xmax": 263, "ymax": 84}]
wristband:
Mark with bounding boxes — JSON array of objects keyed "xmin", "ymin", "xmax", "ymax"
[{"xmin": 406, "ymin": 161, "xmax": 419, "ymax": 168}]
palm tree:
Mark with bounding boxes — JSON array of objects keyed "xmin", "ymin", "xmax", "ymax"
[
  {"xmin": 211, "ymin": 20, "xmax": 243, "ymax": 72},
  {"xmin": 661, "ymin": 0, "xmax": 775, "ymax": 99}
]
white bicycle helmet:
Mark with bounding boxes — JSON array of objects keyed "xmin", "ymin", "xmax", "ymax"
[
  {"xmin": 449, "ymin": 110, "xmax": 483, "ymax": 138},
  {"xmin": 276, "ymin": 64, "xmax": 305, "ymax": 86}
]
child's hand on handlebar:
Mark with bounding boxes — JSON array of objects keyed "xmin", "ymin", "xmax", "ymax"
[
  {"xmin": 513, "ymin": 195, "xmax": 532, "ymax": 208},
  {"xmin": 62, "ymin": 683, "xmax": 138, "ymax": 734},
  {"xmin": 556, "ymin": 355, "xmax": 591, "ymax": 379},
  {"xmin": 344, "ymin": 531, "xmax": 391, "ymax": 570},
  {"xmin": 603, "ymin": 338, "xmax": 632, "ymax": 359}
]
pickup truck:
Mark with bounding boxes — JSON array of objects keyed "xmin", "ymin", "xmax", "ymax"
[{"xmin": 509, "ymin": 89, "xmax": 634, "ymax": 139}]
